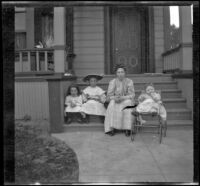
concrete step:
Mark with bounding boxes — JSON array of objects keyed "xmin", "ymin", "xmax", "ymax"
[
  {"xmin": 77, "ymin": 81, "xmax": 178, "ymax": 91},
  {"xmin": 63, "ymin": 120, "xmax": 193, "ymax": 132},
  {"xmin": 76, "ymin": 74, "xmax": 173, "ymax": 83},
  {"xmin": 162, "ymin": 98, "xmax": 187, "ymax": 109},
  {"xmin": 134, "ymin": 89, "xmax": 182, "ymax": 99}
]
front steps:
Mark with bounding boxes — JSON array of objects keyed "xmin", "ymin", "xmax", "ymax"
[{"xmin": 64, "ymin": 74, "xmax": 193, "ymax": 131}]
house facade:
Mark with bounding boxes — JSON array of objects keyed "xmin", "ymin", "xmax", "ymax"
[
  {"xmin": 14, "ymin": 5, "xmax": 194, "ymax": 133},
  {"xmin": 15, "ymin": 6, "xmax": 193, "ymax": 75}
]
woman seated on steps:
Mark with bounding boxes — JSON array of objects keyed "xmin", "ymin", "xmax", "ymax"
[{"xmin": 80, "ymin": 74, "xmax": 107, "ymax": 123}]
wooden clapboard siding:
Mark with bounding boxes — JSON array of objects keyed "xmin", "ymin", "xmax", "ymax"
[
  {"xmin": 73, "ymin": 6, "xmax": 105, "ymax": 76},
  {"xmin": 74, "ymin": 32, "xmax": 104, "ymax": 40},
  {"xmin": 15, "ymin": 81, "xmax": 49, "ymax": 120},
  {"xmin": 73, "ymin": 61, "xmax": 104, "ymax": 69}
]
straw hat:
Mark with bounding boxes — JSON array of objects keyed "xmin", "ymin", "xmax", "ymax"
[{"xmin": 82, "ymin": 74, "xmax": 103, "ymax": 82}]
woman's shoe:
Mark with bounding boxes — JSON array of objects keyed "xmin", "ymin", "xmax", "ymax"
[
  {"xmin": 125, "ymin": 130, "xmax": 131, "ymax": 137},
  {"xmin": 107, "ymin": 130, "xmax": 115, "ymax": 136}
]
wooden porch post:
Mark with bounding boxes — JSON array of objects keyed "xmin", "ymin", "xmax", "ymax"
[
  {"xmin": 26, "ymin": 8, "xmax": 35, "ymax": 49},
  {"xmin": 53, "ymin": 7, "xmax": 66, "ymax": 73},
  {"xmin": 179, "ymin": 6, "xmax": 193, "ymax": 72}
]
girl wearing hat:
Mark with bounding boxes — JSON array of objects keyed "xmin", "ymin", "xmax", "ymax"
[
  {"xmin": 81, "ymin": 74, "xmax": 107, "ymax": 122},
  {"xmin": 104, "ymin": 64, "xmax": 136, "ymax": 136}
]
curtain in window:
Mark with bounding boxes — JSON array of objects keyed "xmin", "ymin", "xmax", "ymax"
[
  {"xmin": 41, "ymin": 14, "xmax": 54, "ymax": 48},
  {"xmin": 15, "ymin": 32, "xmax": 26, "ymax": 49}
]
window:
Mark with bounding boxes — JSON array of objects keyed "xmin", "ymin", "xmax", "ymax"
[
  {"xmin": 169, "ymin": 6, "xmax": 180, "ymax": 49},
  {"xmin": 41, "ymin": 9, "xmax": 54, "ymax": 48}
]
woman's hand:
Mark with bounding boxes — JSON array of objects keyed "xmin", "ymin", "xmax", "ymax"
[{"xmin": 114, "ymin": 95, "xmax": 123, "ymax": 103}]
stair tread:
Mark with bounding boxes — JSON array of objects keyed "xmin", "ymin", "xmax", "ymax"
[
  {"xmin": 165, "ymin": 108, "xmax": 191, "ymax": 112},
  {"xmin": 162, "ymin": 98, "xmax": 186, "ymax": 101}
]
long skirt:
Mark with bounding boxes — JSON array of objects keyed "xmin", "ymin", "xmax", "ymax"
[
  {"xmin": 81, "ymin": 100, "xmax": 106, "ymax": 116},
  {"xmin": 104, "ymin": 99, "xmax": 134, "ymax": 133}
]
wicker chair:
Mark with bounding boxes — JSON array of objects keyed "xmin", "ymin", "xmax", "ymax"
[{"xmin": 131, "ymin": 91, "xmax": 167, "ymax": 144}]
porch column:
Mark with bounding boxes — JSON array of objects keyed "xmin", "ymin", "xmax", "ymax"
[
  {"xmin": 53, "ymin": 7, "xmax": 66, "ymax": 73},
  {"xmin": 26, "ymin": 8, "xmax": 35, "ymax": 49},
  {"xmin": 153, "ymin": 6, "xmax": 165, "ymax": 73},
  {"xmin": 179, "ymin": 6, "xmax": 193, "ymax": 71}
]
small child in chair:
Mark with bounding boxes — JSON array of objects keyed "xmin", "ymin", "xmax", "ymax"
[
  {"xmin": 81, "ymin": 74, "xmax": 106, "ymax": 123},
  {"xmin": 64, "ymin": 84, "xmax": 84, "ymax": 124},
  {"xmin": 136, "ymin": 84, "xmax": 167, "ymax": 124}
]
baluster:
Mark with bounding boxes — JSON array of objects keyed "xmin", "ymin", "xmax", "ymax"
[
  {"xmin": 175, "ymin": 52, "xmax": 178, "ymax": 69},
  {"xmin": 44, "ymin": 51, "xmax": 48, "ymax": 71},
  {"xmin": 27, "ymin": 51, "xmax": 31, "ymax": 71},
  {"xmin": 19, "ymin": 51, "xmax": 23, "ymax": 72},
  {"xmin": 172, "ymin": 54, "xmax": 174, "ymax": 70},
  {"xmin": 36, "ymin": 51, "xmax": 39, "ymax": 71}
]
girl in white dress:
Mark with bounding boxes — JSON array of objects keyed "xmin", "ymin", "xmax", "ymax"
[
  {"xmin": 64, "ymin": 84, "xmax": 84, "ymax": 124},
  {"xmin": 136, "ymin": 84, "xmax": 167, "ymax": 124},
  {"xmin": 81, "ymin": 75, "xmax": 106, "ymax": 123}
]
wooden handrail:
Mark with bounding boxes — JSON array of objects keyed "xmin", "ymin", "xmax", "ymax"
[
  {"xmin": 15, "ymin": 48, "xmax": 54, "ymax": 52},
  {"xmin": 162, "ymin": 44, "xmax": 181, "ymax": 57}
]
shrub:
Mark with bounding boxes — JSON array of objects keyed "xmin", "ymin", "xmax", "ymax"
[{"xmin": 15, "ymin": 120, "xmax": 79, "ymax": 184}]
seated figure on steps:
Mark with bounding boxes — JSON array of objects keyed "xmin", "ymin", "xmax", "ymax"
[
  {"xmin": 80, "ymin": 74, "xmax": 107, "ymax": 123},
  {"xmin": 64, "ymin": 84, "xmax": 85, "ymax": 124},
  {"xmin": 136, "ymin": 84, "xmax": 167, "ymax": 124}
]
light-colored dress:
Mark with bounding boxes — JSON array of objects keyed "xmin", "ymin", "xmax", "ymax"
[
  {"xmin": 136, "ymin": 92, "xmax": 167, "ymax": 120},
  {"xmin": 64, "ymin": 95, "xmax": 83, "ymax": 113},
  {"xmin": 81, "ymin": 86, "xmax": 106, "ymax": 116},
  {"xmin": 104, "ymin": 78, "xmax": 135, "ymax": 133}
]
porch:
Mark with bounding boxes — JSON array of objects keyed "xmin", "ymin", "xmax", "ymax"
[
  {"xmin": 15, "ymin": 6, "xmax": 193, "ymax": 75},
  {"xmin": 14, "ymin": 5, "xmax": 194, "ymax": 133}
]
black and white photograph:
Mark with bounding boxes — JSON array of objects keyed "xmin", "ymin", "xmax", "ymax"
[{"xmin": 3, "ymin": 1, "xmax": 199, "ymax": 185}]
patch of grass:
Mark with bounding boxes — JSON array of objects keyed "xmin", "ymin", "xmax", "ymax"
[{"xmin": 15, "ymin": 120, "xmax": 79, "ymax": 184}]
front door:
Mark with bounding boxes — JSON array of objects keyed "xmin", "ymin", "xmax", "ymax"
[{"xmin": 110, "ymin": 7, "xmax": 148, "ymax": 74}]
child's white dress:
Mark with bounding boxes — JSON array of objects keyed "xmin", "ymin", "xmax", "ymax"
[
  {"xmin": 65, "ymin": 95, "xmax": 83, "ymax": 113},
  {"xmin": 81, "ymin": 86, "xmax": 106, "ymax": 116},
  {"xmin": 136, "ymin": 92, "xmax": 167, "ymax": 120}
]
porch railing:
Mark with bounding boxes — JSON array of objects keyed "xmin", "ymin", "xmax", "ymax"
[
  {"xmin": 162, "ymin": 44, "xmax": 181, "ymax": 73},
  {"xmin": 15, "ymin": 48, "xmax": 54, "ymax": 73}
]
